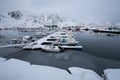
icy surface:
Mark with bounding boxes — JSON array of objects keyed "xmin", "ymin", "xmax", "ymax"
[{"xmin": 104, "ymin": 69, "xmax": 120, "ymax": 80}]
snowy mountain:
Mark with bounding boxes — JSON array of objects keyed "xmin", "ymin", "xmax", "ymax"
[
  {"xmin": 0, "ymin": 10, "xmax": 119, "ymax": 30},
  {"xmin": 0, "ymin": 11, "xmax": 80, "ymax": 29},
  {"xmin": 85, "ymin": 22, "xmax": 120, "ymax": 30},
  {"xmin": 8, "ymin": 10, "xmax": 23, "ymax": 19}
]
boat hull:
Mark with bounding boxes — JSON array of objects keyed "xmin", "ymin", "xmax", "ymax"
[
  {"xmin": 41, "ymin": 45, "xmax": 63, "ymax": 53},
  {"xmin": 61, "ymin": 46, "xmax": 83, "ymax": 50}
]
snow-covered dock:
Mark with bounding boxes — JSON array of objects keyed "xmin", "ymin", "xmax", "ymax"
[
  {"xmin": 23, "ymin": 31, "xmax": 83, "ymax": 50},
  {"xmin": 23, "ymin": 32, "xmax": 57, "ymax": 49}
]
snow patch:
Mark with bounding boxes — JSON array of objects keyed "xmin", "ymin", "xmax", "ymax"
[
  {"xmin": 0, "ymin": 58, "xmax": 78, "ymax": 80},
  {"xmin": 104, "ymin": 69, "xmax": 120, "ymax": 80},
  {"xmin": 68, "ymin": 67, "xmax": 103, "ymax": 80},
  {"xmin": 0, "ymin": 57, "xmax": 6, "ymax": 63}
]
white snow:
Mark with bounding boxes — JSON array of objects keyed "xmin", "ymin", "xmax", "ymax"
[
  {"xmin": 23, "ymin": 31, "xmax": 58, "ymax": 49},
  {"xmin": 0, "ymin": 57, "xmax": 104, "ymax": 80},
  {"xmin": 0, "ymin": 11, "xmax": 81, "ymax": 29},
  {"xmin": 0, "ymin": 58, "xmax": 77, "ymax": 80},
  {"xmin": 104, "ymin": 69, "xmax": 120, "ymax": 80},
  {"xmin": 0, "ymin": 57, "xmax": 6, "ymax": 63},
  {"xmin": 68, "ymin": 67, "xmax": 103, "ymax": 80}
]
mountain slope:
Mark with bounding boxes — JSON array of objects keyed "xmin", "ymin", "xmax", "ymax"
[{"xmin": 0, "ymin": 11, "xmax": 79, "ymax": 29}]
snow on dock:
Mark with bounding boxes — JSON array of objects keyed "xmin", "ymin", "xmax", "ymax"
[
  {"xmin": 23, "ymin": 32, "xmax": 56, "ymax": 49},
  {"xmin": 0, "ymin": 57, "xmax": 103, "ymax": 80},
  {"xmin": 23, "ymin": 31, "xmax": 82, "ymax": 50}
]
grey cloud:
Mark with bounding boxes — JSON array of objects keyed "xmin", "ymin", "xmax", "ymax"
[{"xmin": 0, "ymin": 0, "xmax": 120, "ymax": 23}]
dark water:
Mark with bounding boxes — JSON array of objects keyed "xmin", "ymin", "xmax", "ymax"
[
  {"xmin": 0, "ymin": 30, "xmax": 120, "ymax": 75},
  {"xmin": 73, "ymin": 30, "xmax": 120, "ymax": 61}
]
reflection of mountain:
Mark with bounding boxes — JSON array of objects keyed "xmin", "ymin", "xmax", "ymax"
[{"xmin": 0, "ymin": 11, "xmax": 79, "ymax": 29}]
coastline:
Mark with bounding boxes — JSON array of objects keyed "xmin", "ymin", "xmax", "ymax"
[{"xmin": 0, "ymin": 48, "xmax": 120, "ymax": 75}]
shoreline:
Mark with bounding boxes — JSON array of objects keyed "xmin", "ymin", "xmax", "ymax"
[{"xmin": 0, "ymin": 47, "xmax": 120, "ymax": 75}]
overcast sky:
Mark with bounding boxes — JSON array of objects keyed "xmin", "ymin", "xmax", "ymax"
[{"xmin": 0, "ymin": 0, "xmax": 120, "ymax": 23}]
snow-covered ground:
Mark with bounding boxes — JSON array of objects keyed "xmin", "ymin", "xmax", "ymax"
[
  {"xmin": 0, "ymin": 57, "xmax": 6, "ymax": 63},
  {"xmin": 0, "ymin": 57, "xmax": 120, "ymax": 80},
  {"xmin": 68, "ymin": 67, "xmax": 102, "ymax": 80},
  {"xmin": 104, "ymin": 69, "xmax": 120, "ymax": 80},
  {"xmin": 0, "ymin": 11, "xmax": 120, "ymax": 31},
  {"xmin": 0, "ymin": 57, "xmax": 103, "ymax": 80}
]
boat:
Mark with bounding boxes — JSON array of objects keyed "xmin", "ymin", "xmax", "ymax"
[
  {"xmin": 40, "ymin": 45, "xmax": 64, "ymax": 53},
  {"xmin": 61, "ymin": 45, "xmax": 83, "ymax": 50},
  {"xmin": 11, "ymin": 36, "xmax": 33, "ymax": 44},
  {"xmin": 35, "ymin": 32, "xmax": 47, "ymax": 38}
]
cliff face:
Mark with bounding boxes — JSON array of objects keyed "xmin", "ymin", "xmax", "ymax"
[{"xmin": 8, "ymin": 10, "xmax": 23, "ymax": 20}]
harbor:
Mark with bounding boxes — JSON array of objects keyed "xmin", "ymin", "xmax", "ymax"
[
  {"xmin": 0, "ymin": 30, "xmax": 120, "ymax": 75},
  {"xmin": 1, "ymin": 0, "xmax": 120, "ymax": 79},
  {"xmin": 23, "ymin": 31, "xmax": 82, "ymax": 51},
  {"xmin": 0, "ymin": 30, "xmax": 83, "ymax": 52}
]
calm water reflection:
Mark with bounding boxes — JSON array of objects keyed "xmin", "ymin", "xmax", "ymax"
[{"xmin": 73, "ymin": 30, "xmax": 120, "ymax": 60}]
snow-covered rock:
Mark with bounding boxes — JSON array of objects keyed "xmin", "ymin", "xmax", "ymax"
[
  {"xmin": 104, "ymin": 69, "xmax": 120, "ymax": 80},
  {"xmin": 0, "ymin": 57, "xmax": 6, "ymax": 63},
  {"xmin": 0, "ymin": 58, "xmax": 77, "ymax": 80},
  {"xmin": 0, "ymin": 13, "xmax": 25, "ymax": 28},
  {"xmin": 0, "ymin": 58, "xmax": 104, "ymax": 80},
  {"xmin": 8, "ymin": 10, "xmax": 23, "ymax": 19},
  {"xmin": 68, "ymin": 67, "xmax": 103, "ymax": 80}
]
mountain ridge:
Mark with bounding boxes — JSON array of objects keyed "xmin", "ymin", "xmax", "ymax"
[{"xmin": 0, "ymin": 10, "xmax": 79, "ymax": 29}]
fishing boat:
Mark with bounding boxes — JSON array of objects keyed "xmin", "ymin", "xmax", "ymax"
[
  {"xmin": 40, "ymin": 45, "xmax": 64, "ymax": 53},
  {"xmin": 35, "ymin": 32, "xmax": 47, "ymax": 38}
]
